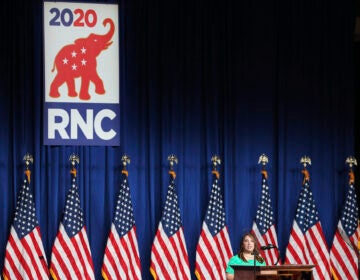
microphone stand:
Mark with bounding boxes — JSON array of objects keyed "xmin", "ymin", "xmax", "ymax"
[
  {"xmin": 274, "ymin": 247, "xmax": 280, "ymax": 265},
  {"xmin": 252, "ymin": 251, "xmax": 258, "ymax": 278},
  {"xmin": 262, "ymin": 245, "xmax": 281, "ymax": 265}
]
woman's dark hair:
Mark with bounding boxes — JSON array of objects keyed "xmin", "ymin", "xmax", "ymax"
[{"xmin": 237, "ymin": 232, "xmax": 264, "ymax": 263}]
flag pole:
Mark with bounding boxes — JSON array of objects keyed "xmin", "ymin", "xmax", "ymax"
[
  {"xmin": 253, "ymin": 154, "xmax": 268, "ymax": 274},
  {"xmin": 257, "ymin": 154, "xmax": 281, "ymax": 265},
  {"xmin": 345, "ymin": 156, "xmax": 359, "ymax": 278}
]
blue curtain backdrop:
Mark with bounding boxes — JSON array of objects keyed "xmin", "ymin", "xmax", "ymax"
[{"xmin": 0, "ymin": 0, "xmax": 357, "ymax": 279}]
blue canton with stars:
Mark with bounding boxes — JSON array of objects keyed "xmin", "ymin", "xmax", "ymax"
[
  {"xmin": 205, "ymin": 176, "xmax": 226, "ymax": 236},
  {"xmin": 295, "ymin": 179, "xmax": 320, "ymax": 233},
  {"xmin": 255, "ymin": 175, "xmax": 275, "ymax": 235},
  {"xmin": 63, "ymin": 176, "xmax": 85, "ymax": 238},
  {"xmin": 113, "ymin": 175, "xmax": 135, "ymax": 237},
  {"xmin": 13, "ymin": 179, "xmax": 39, "ymax": 239},
  {"xmin": 161, "ymin": 175, "xmax": 182, "ymax": 237},
  {"xmin": 340, "ymin": 182, "xmax": 358, "ymax": 236}
]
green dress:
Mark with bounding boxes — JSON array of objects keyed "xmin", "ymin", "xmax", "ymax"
[{"xmin": 225, "ymin": 255, "xmax": 266, "ymax": 275}]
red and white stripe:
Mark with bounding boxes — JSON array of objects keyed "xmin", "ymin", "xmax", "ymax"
[
  {"xmin": 102, "ymin": 224, "xmax": 142, "ymax": 280},
  {"xmin": 3, "ymin": 226, "xmax": 49, "ymax": 280},
  {"xmin": 285, "ymin": 221, "xmax": 331, "ymax": 280},
  {"xmin": 252, "ymin": 223, "xmax": 280, "ymax": 265},
  {"xmin": 150, "ymin": 222, "xmax": 191, "ymax": 280},
  {"xmin": 50, "ymin": 223, "xmax": 95, "ymax": 280},
  {"xmin": 195, "ymin": 222, "xmax": 233, "ymax": 279},
  {"xmin": 330, "ymin": 221, "xmax": 360, "ymax": 280}
]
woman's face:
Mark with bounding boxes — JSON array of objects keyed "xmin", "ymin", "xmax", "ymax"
[{"xmin": 242, "ymin": 235, "xmax": 255, "ymax": 253}]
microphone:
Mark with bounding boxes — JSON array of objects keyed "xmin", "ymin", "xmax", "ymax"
[
  {"xmin": 260, "ymin": 244, "xmax": 281, "ymax": 265},
  {"xmin": 260, "ymin": 244, "xmax": 277, "ymax": 250}
]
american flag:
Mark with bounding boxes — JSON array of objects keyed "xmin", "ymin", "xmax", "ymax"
[
  {"xmin": 2, "ymin": 171, "xmax": 49, "ymax": 280},
  {"xmin": 150, "ymin": 170, "xmax": 191, "ymax": 280},
  {"xmin": 330, "ymin": 169, "xmax": 360, "ymax": 279},
  {"xmin": 50, "ymin": 168, "xmax": 95, "ymax": 280},
  {"xmin": 102, "ymin": 170, "xmax": 142, "ymax": 280},
  {"xmin": 195, "ymin": 170, "xmax": 233, "ymax": 279},
  {"xmin": 285, "ymin": 168, "xmax": 331, "ymax": 280},
  {"xmin": 252, "ymin": 169, "xmax": 281, "ymax": 265}
]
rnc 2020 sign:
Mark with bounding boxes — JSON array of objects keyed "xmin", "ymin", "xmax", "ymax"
[{"xmin": 43, "ymin": 2, "xmax": 120, "ymax": 146}]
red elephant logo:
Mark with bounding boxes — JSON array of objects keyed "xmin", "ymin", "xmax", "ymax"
[{"xmin": 49, "ymin": 18, "xmax": 115, "ymax": 100}]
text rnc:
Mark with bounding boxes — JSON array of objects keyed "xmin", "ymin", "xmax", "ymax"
[{"xmin": 48, "ymin": 108, "xmax": 117, "ymax": 140}]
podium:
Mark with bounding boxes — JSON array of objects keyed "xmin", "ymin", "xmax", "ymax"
[{"xmin": 231, "ymin": 264, "xmax": 315, "ymax": 280}]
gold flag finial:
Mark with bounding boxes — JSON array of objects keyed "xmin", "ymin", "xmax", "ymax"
[
  {"xmin": 300, "ymin": 156, "xmax": 311, "ymax": 168},
  {"xmin": 167, "ymin": 154, "xmax": 178, "ymax": 169},
  {"xmin": 258, "ymin": 154, "xmax": 269, "ymax": 166},
  {"xmin": 346, "ymin": 156, "xmax": 357, "ymax": 169},
  {"xmin": 121, "ymin": 154, "xmax": 131, "ymax": 169},
  {"xmin": 23, "ymin": 153, "xmax": 33, "ymax": 168},
  {"xmin": 211, "ymin": 155, "xmax": 221, "ymax": 170},
  {"xmin": 23, "ymin": 153, "xmax": 33, "ymax": 183},
  {"xmin": 69, "ymin": 153, "xmax": 80, "ymax": 166}
]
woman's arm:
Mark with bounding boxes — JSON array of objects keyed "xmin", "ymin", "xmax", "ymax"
[{"xmin": 226, "ymin": 272, "xmax": 234, "ymax": 280}]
